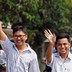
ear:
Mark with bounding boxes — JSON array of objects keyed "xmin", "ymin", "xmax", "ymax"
[
  {"xmin": 25, "ymin": 35, "xmax": 28, "ymax": 41},
  {"xmin": 69, "ymin": 43, "xmax": 71, "ymax": 48}
]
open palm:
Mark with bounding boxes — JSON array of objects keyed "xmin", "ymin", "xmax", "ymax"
[{"xmin": 44, "ymin": 29, "xmax": 56, "ymax": 44}]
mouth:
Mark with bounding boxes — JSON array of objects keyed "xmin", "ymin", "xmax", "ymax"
[
  {"xmin": 60, "ymin": 49, "xmax": 66, "ymax": 53},
  {"xmin": 16, "ymin": 40, "xmax": 22, "ymax": 44}
]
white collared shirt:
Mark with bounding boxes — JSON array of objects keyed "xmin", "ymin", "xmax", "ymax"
[
  {"xmin": 0, "ymin": 38, "xmax": 40, "ymax": 72},
  {"xmin": 47, "ymin": 52, "xmax": 72, "ymax": 72},
  {"xmin": 0, "ymin": 49, "xmax": 6, "ymax": 65}
]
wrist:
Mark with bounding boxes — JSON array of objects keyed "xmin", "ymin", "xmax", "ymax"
[{"xmin": 49, "ymin": 42, "xmax": 55, "ymax": 47}]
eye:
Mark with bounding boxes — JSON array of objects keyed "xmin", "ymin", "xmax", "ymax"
[
  {"xmin": 14, "ymin": 35, "xmax": 26, "ymax": 38},
  {"xmin": 63, "ymin": 43, "xmax": 67, "ymax": 45},
  {"xmin": 57, "ymin": 43, "xmax": 61, "ymax": 46}
]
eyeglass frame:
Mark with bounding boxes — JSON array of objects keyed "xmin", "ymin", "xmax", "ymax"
[{"xmin": 13, "ymin": 35, "xmax": 26, "ymax": 39}]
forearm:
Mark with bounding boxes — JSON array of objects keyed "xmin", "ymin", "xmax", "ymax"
[
  {"xmin": 46, "ymin": 42, "xmax": 54, "ymax": 63},
  {"xmin": 0, "ymin": 30, "xmax": 7, "ymax": 40},
  {"xmin": 0, "ymin": 21, "xmax": 7, "ymax": 41}
]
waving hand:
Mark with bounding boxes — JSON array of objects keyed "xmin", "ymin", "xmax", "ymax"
[{"xmin": 44, "ymin": 29, "xmax": 56, "ymax": 44}]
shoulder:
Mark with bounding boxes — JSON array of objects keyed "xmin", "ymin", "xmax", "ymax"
[
  {"xmin": 27, "ymin": 44, "xmax": 37, "ymax": 57},
  {"xmin": 68, "ymin": 52, "xmax": 72, "ymax": 60}
]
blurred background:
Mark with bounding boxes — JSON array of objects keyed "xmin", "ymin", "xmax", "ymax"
[{"xmin": 0, "ymin": 0, "xmax": 72, "ymax": 72}]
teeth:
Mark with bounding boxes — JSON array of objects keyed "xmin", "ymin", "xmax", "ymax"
[
  {"xmin": 17, "ymin": 41, "xmax": 21, "ymax": 43},
  {"xmin": 61, "ymin": 49, "xmax": 65, "ymax": 52},
  {"xmin": 61, "ymin": 49, "xmax": 65, "ymax": 50}
]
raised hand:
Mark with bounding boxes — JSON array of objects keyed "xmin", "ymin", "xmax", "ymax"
[
  {"xmin": 0, "ymin": 21, "xmax": 7, "ymax": 40},
  {"xmin": 44, "ymin": 29, "xmax": 56, "ymax": 44}
]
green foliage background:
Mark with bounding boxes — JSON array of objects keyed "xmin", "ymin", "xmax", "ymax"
[{"xmin": 0, "ymin": 0, "xmax": 72, "ymax": 50}]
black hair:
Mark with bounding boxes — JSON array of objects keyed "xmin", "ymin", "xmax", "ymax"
[
  {"xmin": 55, "ymin": 33, "xmax": 71, "ymax": 51},
  {"xmin": 11, "ymin": 23, "xmax": 27, "ymax": 35},
  {"xmin": 55, "ymin": 33, "xmax": 71, "ymax": 44}
]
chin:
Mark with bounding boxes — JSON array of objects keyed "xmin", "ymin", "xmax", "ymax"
[
  {"xmin": 16, "ymin": 44, "xmax": 23, "ymax": 46},
  {"xmin": 60, "ymin": 51, "xmax": 66, "ymax": 54}
]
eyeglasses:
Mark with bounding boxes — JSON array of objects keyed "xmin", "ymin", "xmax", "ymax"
[{"xmin": 14, "ymin": 35, "xmax": 26, "ymax": 38}]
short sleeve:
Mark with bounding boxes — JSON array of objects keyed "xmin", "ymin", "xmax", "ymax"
[{"xmin": 0, "ymin": 37, "xmax": 13, "ymax": 54}]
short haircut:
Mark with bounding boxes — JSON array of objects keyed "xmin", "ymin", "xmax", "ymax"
[
  {"xmin": 55, "ymin": 33, "xmax": 71, "ymax": 44},
  {"xmin": 11, "ymin": 23, "xmax": 27, "ymax": 35}
]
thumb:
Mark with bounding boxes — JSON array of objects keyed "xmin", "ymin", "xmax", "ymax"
[{"xmin": 0, "ymin": 21, "xmax": 3, "ymax": 30}]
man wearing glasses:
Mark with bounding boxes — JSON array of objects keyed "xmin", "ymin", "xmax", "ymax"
[{"xmin": 0, "ymin": 21, "xmax": 40, "ymax": 72}]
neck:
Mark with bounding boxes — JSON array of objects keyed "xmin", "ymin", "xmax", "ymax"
[
  {"xmin": 16, "ymin": 44, "xmax": 27, "ymax": 50},
  {"xmin": 60, "ymin": 52, "xmax": 69, "ymax": 62}
]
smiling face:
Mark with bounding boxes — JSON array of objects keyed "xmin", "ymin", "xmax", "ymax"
[
  {"xmin": 56, "ymin": 38, "xmax": 71, "ymax": 55},
  {"xmin": 13, "ymin": 30, "xmax": 27, "ymax": 47}
]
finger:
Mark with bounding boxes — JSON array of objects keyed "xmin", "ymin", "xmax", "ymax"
[
  {"xmin": 53, "ymin": 34, "xmax": 56, "ymax": 42},
  {"xmin": 48, "ymin": 29, "xmax": 52, "ymax": 35},
  {"xmin": 44, "ymin": 30, "xmax": 50, "ymax": 39},
  {"xmin": 44, "ymin": 30, "xmax": 50, "ymax": 36},
  {"xmin": 0, "ymin": 21, "xmax": 3, "ymax": 25},
  {"xmin": 0, "ymin": 21, "xmax": 3, "ymax": 30}
]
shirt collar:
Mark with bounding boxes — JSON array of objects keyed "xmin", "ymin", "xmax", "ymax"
[
  {"xmin": 54, "ymin": 52, "xmax": 72, "ymax": 60},
  {"xmin": 68, "ymin": 52, "xmax": 72, "ymax": 60},
  {"xmin": 13, "ymin": 43, "xmax": 32, "ymax": 53}
]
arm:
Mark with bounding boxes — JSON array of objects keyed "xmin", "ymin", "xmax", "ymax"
[
  {"xmin": 0, "ymin": 21, "xmax": 7, "ymax": 41},
  {"xmin": 44, "ymin": 29, "xmax": 56, "ymax": 63},
  {"xmin": 0, "ymin": 21, "xmax": 13, "ymax": 54}
]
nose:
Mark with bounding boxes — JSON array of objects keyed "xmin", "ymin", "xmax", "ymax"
[
  {"xmin": 61, "ymin": 44, "xmax": 65, "ymax": 48},
  {"xmin": 17, "ymin": 37, "xmax": 21, "ymax": 40}
]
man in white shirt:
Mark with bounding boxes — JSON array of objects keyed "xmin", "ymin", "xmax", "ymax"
[
  {"xmin": 0, "ymin": 21, "xmax": 40, "ymax": 72},
  {"xmin": 44, "ymin": 29, "xmax": 72, "ymax": 72}
]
